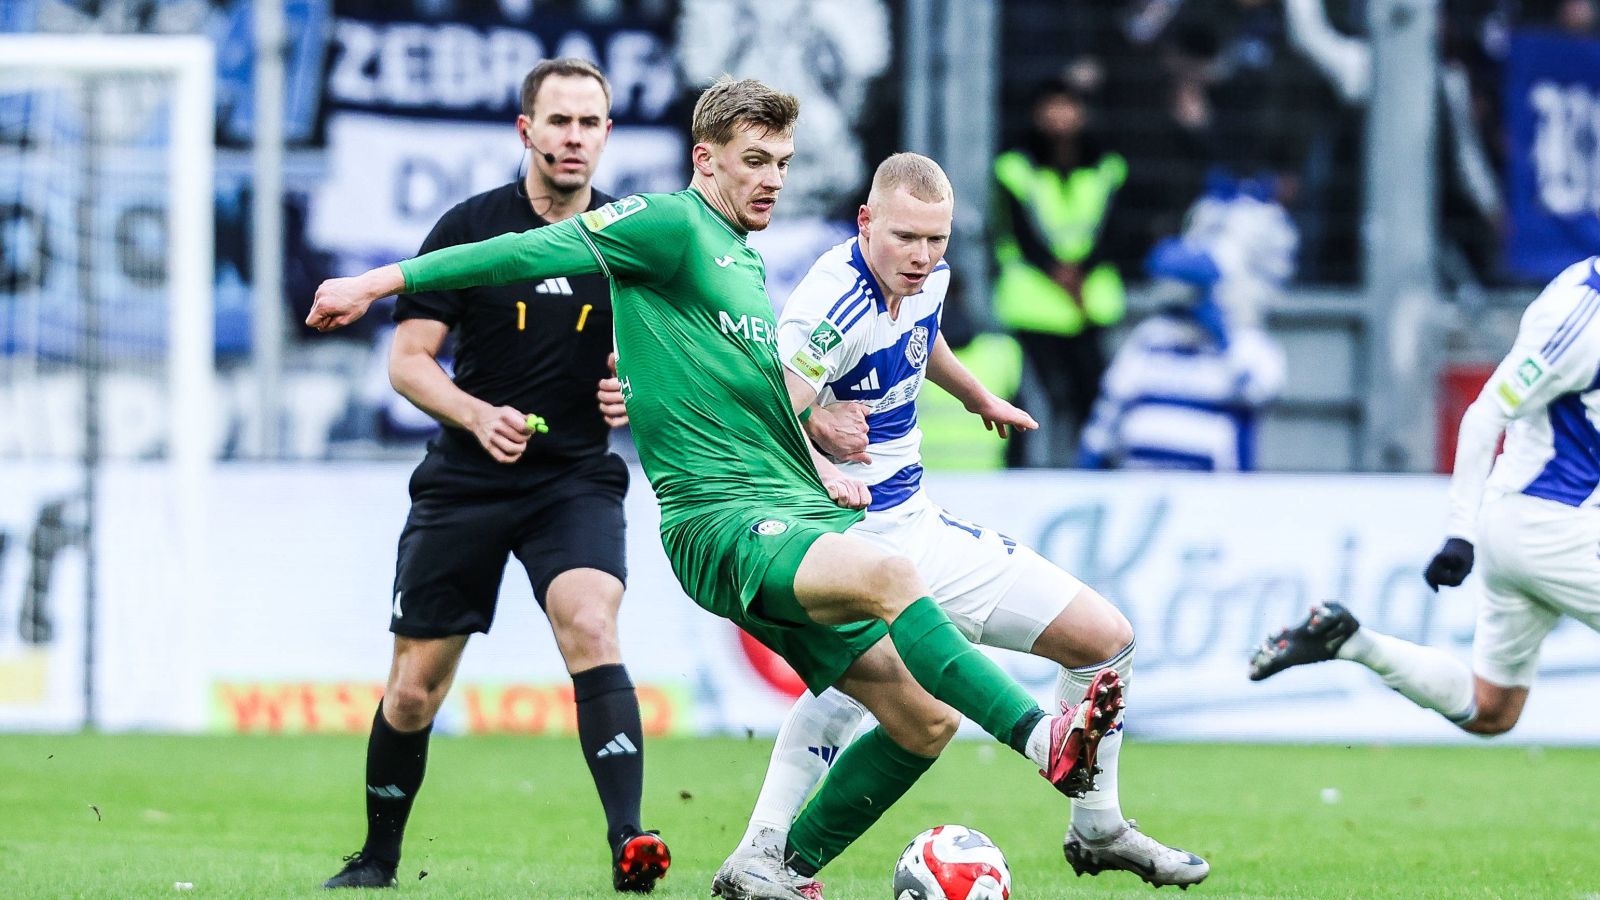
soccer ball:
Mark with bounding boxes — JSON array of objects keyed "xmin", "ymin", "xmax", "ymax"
[{"xmin": 892, "ymin": 824, "xmax": 1011, "ymax": 900}]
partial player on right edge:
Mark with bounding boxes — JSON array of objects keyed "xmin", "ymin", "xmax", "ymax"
[{"xmin": 1251, "ymin": 255, "xmax": 1600, "ymax": 736}]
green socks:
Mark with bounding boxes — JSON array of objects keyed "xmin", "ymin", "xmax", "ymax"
[
  {"xmin": 888, "ymin": 597, "xmax": 1043, "ymax": 753},
  {"xmin": 786, "ymin": 726, "xmax": 936, "ymax": 872}
]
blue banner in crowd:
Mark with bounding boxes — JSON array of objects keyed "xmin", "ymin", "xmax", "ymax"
[{"xmin": 1504, "ymin": 32, "xmax": 1600, "ymax": 280}]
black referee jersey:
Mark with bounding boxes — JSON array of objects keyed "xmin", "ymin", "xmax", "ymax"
[{"xmin": 394, "ymin": 182, "xmax": 617, "ymax": 468}]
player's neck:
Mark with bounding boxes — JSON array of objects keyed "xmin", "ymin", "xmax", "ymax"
[
  {"xmin": 689, "ymin": 177, "xmax": 747, "ymax": 234},
  {"xmin": 524, "ymin": 176, "xmax": 590, "ymax": 224}
]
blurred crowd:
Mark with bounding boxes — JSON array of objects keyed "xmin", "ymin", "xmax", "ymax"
[
  {"xmin": 980, "ymin": 0, "xmax": 1600, "ymax": 469},
  {"xmin": 1001, "ymin": 0, "xmax": 1597, "ymax": 288}
]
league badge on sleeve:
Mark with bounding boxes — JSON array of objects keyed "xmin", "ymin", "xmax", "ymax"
[
  {"xmin": 807, "ymin": 321, "xmax": 844, "ymax": 356},
  {"xmin": 580, "ymin": 195, "xmax": 649, "ymax": 232},
  {"xmin": 1497, "ymin": 355, "xmax": 1546, "ymax": 411}
]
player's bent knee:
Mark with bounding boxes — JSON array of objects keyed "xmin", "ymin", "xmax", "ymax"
[
  {"xmin": 1463, "ymin": 681, "xmax": 1525, "ymax": 736},
  {"xmin": 882, "ymin": 708, "xmax": 960, "ymax": 756},
  {"xmin": 864, "ymin": 555, "xmax": 924, "ymax": 616}
]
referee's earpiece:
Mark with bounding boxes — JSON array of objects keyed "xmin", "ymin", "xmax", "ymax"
[{"xmin": 522, "ymin": 127, "xmax": 556, "ymax": 165}]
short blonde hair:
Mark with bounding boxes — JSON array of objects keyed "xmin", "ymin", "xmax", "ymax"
[
  {"xmin": 867, "ymin": 152, "xmax": 954, "ymax": 205},
  {"xmin": 691, "ymin": 76, "xmax": 800, "ymax": 145}
]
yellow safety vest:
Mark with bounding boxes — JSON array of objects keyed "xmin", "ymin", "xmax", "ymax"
[
  {"xmin": 992, "ymin": 150, "xmax": 1127, "ymax": 336},
  {"xmin": 915, "ymin": 333, "xmax": 1024, "ymax": 471}
]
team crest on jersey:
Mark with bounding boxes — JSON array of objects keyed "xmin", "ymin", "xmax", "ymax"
[
  {"xmin": 905, "ymin": 325, "xmax": 929, "ymax": 368},
  {"xmin": 807, "ymin": 321, "xmax": 844, "ymax": 356},
  {"xmin": 579, "ymin": 195, "xmax": 648, "ymax": 232},
  {"xmin": 752, "ymin": 519, "xmax": 789, "ymax": 536}
]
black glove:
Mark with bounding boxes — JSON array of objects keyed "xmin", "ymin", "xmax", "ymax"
[{"xmin": 1423, "ymin": 537, "xmax": 1475, "ymax": 591}]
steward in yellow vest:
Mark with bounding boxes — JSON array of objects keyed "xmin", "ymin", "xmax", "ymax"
[{"xmin": 990, "ymin": 81, "xmax": 1128, "ymax": 467}]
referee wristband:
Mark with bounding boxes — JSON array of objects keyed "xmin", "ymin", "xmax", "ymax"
[{"xmin": 799, "ymin": 406, "xmax": 814, "ymax": 423}]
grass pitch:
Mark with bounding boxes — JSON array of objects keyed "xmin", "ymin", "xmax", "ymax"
[{"xmin": 0, "ymin": 733, "xmax": 1596, "ymax": 898}]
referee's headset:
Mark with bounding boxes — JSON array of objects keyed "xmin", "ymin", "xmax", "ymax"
[{"xmin": 515, "ymin": 126, "xmax": 560, "ymax": 201}]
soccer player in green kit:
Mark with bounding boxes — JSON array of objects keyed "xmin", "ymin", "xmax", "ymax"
[{"xmin": 308, "ymin": 77, "xmax": 1123, "ymax": 899}]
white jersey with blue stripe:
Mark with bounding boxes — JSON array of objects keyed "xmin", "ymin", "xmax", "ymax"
[
  {"xmin": 1448, "ymin": 257, "xmax": 1600, "ymax": 539},
  {"xmin": 777, "ymin": 237, "xmax": 948, "ymax": 511}
]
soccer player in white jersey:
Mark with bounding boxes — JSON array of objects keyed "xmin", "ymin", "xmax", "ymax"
[
  {"xmin": 712, "ymin": 153, "xmax": 1209, "ymax": 891},
  {"xmin": 1251, "ymin": 255, "xmax": 1600, "ymax": 736}
]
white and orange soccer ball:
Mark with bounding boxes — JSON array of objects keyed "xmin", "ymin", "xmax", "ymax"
[{"xmin": 892, "ymin": 824, "xmax": 1011, "ymax": 900}]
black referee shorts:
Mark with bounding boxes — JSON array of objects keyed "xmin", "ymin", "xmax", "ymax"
[{"xmin": 389, "ymin": 450, "xmax": 629, "ymax": 638}]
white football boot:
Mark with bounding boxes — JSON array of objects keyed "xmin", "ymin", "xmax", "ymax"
[
  {"xmin": 1063, "ymin": 819, "xmax": 1210, "ymax": 889},
  {"xmin": 711, "ymin": 833, "xmax": 824, "ymax": 900}
]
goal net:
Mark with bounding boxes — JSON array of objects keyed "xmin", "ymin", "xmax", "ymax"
[{"xmin": 0, "ymin": 34, "xmax": 214, "ymax": 730}]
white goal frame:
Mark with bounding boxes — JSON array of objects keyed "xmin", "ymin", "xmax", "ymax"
[{"xmin": 0, "ymin": 34, "xmax": 215, "ymax": 730}]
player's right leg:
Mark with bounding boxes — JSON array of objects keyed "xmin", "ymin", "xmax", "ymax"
[{"xmin": 323, "ymin": 635, "xmax": 469, "ymax": 889}]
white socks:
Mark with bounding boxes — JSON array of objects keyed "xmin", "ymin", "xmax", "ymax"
[
  {"xmin": 1058, "ymin": 641, "xmax": 1135, "ymax": 840},
  {"xmin": 737, "ymin": 687, "xmax": 867, "ymax": 849},
  {"xmin": 1337, "ymin": 627, "xmax": 1477, "ymax": 723}
]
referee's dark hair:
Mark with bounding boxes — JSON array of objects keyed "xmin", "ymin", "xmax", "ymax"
[{"xmin": 521, "ymin": 58, "xmax": 613, "ymax": 116}]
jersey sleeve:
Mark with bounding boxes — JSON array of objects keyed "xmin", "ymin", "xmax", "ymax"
[
  {"xmin": 398, "ymin": 193, "xmax": 687, "ymax": 294},
  {"xmin": 571, "ymin": 193, "xmax": 690, "ymax": 284},
  {"xmin": 1481, "ymin": 271, "xmax": 1600, "ymax": 420},
  {"xmin": 393, "ymin": 206, "xmax": 468, "ymax": 325},
  {"xmin": 776, "ymin": 269, "xmax": 874, "ymax": 395},
  {"xmin": 1445, "ymin": 258, "xmax": 1600, "ymax": 540}
]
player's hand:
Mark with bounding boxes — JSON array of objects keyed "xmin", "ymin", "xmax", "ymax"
[
  {"xmin": 965, "ymin": 393, "xmax": 1038, "ymax": 439},
  {"xmin": 807, "ymin": 402, "xmax": 871, "ymax": 463},
  {"xmin": 471, "ymin": 404, "xmax": 532, "ymax": 464},
  {"xmin": 821, "ymin": 471, "xmax": 871, "ymax": 509},
  {"xmin": 1423, "ymin": 537, "xmax": 1475, "ymax": 591},
  {"xmin": 597, "ymin": 352, "xmax": 628, "ymax": 428},
  {"xmin": 306, "ymin": 272, "xmax": 383, "ymax": 332}
]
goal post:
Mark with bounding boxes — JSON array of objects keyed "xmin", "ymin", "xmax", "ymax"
[{"xmin": 0, "ymin": 34, "xmax": 215, "ymax": 731}]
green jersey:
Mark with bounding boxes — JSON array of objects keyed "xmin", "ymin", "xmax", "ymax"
[{"xmin": 399, "ymin": 189, "xmax": 859, "ymax": 533}]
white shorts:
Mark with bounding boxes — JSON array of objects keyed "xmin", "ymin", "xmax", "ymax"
[
  {"xmin": 1473, "ymin": 493, "xmax": 1600, "ymax": 687},
  {"xmin": 846, "ymin": 489, "xmax": 1083, "ymax": 652}
]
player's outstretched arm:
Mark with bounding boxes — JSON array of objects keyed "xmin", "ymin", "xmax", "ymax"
[
  {"xmin": 306, "ymin": 264, "xmax": 404, "ymax": 332},
  {"xmin": 925, "ymin": 333, "xmax": 1037, "ymax": 438},
  {"xmin": 309, "ymin": 219, "xmax": 615, "ymax": 333}
]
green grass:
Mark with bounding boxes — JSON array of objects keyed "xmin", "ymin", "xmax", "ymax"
[{"xmin": 0, "ymin": 735, "xmax": 1597, "ymax": 898}]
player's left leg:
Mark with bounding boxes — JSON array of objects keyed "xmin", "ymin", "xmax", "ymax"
[{"xmin": 713, "ymin": 639, "xmax": 957, "ymax": 900}]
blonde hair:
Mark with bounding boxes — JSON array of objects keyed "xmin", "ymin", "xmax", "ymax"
[
  {"xmin": 868, "ymin": 153, "xmax": 954, "ymax": 205},
  {"xmin": 690, "ymin": 76, "xmax": 800, "ymax": 145}
]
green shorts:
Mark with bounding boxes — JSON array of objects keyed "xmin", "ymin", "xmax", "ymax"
[{"xmin": 661, "ymin": 504, "xmax": 884, "ymax": 694}]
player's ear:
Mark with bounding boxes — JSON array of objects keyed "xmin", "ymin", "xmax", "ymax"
[
  {"xmin": 691, "ymin": 142, "xmax": 716, "ymax": 177},
  {"xmin": 857, "ymin": 203, "xmax": 872, "ymax": 235}
]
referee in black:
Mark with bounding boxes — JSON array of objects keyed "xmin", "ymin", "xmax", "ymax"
[{"xmin": 324, "ymin": 59, "xmax": 669, "ymax": 893}]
